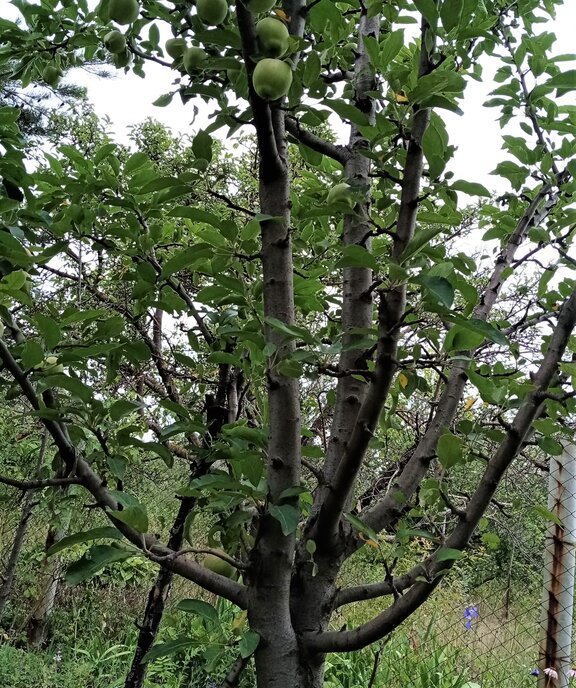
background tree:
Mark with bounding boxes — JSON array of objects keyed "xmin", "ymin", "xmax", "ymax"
[{"xmin": 0, "ymin": 1, "xmax": 575, "ymax": 687}]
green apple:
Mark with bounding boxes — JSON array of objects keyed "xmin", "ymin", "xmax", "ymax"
[
  {"xmin": 104, "ymin": 30, "xmax": 127, "ymax": 54},
  {"xmin": 256, "ymin": 17, "xmax": 289, "ymax": 58},
  {"xmin": 196, "ymin": 0, "xmax": 228, "ymax": 25},
  {"xmin": 109, "ymin": 0, "xmax": 140, "ymax": 24},
  {"xmin": 183, "ymin": 46, "xmax": 208, "ymax": 74},
  {"xmin": 34, "ymin": 356, "xmax": 64, "ymax": 374},
  {"xmin": 113, "ymin": 48, "xmax": 132, "ymax": 68},
  {"xmin": 203, "ymin": 553, "xmax": 236, "ymax": 578},
  {"xmin": 327, "ymin": 182, "xmax": 355, "ymax": 209},
  {"xmin": 42, "ymin": 65, "xmax": 62, "ymax": 87},
  {"xmin": 252, "ymin": 58, "xmax": 292, "ymax": 100},
  {"xmin": 165, "ymin": 37, "xmax": 186, "ymax": 59},
  {"xmin": 245, "ymin": 0, "xmax": 276, "ymax": 11}
]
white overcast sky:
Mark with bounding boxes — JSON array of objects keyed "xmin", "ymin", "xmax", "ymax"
[{"xmin": 2, "ymin": 0, "xmax": 575, "ymax": 192}]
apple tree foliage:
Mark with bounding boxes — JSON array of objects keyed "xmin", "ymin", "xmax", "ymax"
[{"xmin": 1, "ymin": 0, "xmax": 576, "ymax": 686}]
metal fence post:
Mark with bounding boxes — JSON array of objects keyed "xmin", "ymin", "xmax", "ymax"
[{"xmin": 538, "ymin": 443, "xmax": 576, "ymax": 687}]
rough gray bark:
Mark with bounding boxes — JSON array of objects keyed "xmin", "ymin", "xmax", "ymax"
[
  {"xmin": 0, "ymin": 492, "xmax": 36, "ymax": 622},
  {"xmin": 235, "ymin": 1, "xmax": 305, "ymax": 684},
  {"xmin": 360, "ymin": 181, "xmax": 560, "ymax": 539},
  {"xmin": 307, "ymin": 287, "xmax": 576, "ymax": 653},
  {"xmin": 27, "ymin": 523, "xmax": 67, "ymax": 648},
  {"xmin": 0, "ymin": 433, "xmax": 47, "ymax": 622},
  {"xmin": 124, "ymin": 498, "xmax": 192, "ymax": 688}
]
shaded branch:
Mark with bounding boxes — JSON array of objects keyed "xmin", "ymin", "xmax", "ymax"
[
  {"xmin": 0, "ymin": 474, "xmax": 82, "ymax": 490},
  {"xmin": 312, "ymin": 12, "xmax": 435, "ymax": 549},
  {"xmin": 359, "ymin": 180, "xmax": 560, "ymax": 541},
  {"xmin": 219, "ymin": 655, "xmax": 250, "ymax": 688},
  {"xmin": 307, "ymin": 287, "xmax": 576, "ymax": 653},
  {"xmin": 286, "ymin": 117, "xmax": 351, "ymax": 165},
  {"xmin": 0, "ymin": 333, "xmax": 247, "ymax": 609}
]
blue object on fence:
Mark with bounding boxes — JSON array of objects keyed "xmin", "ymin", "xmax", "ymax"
[{"xmin": 464, "ymin": 605, "xmax": 479, "ymax": 630}]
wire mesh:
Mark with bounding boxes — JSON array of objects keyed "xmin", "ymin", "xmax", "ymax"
[{"xmin": 0, "ymin": 446, "xmax": 574, "ymax": 687}]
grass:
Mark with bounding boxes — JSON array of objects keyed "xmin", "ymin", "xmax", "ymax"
[
  {"xmin": 0, "ymin": 581, "xmax": 542, "ymax": 688},
  {"xmin": 0, "ymin": 542, "xmax": 543, "ymax": 688}
]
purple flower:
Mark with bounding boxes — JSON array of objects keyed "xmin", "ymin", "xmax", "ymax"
[
  {"xmin": 531, "ymin": 669, "xmax": 540, "ymax": 676},
  {"xmin": 464, "ymin": 605, "xmax": 479, "ymax": 630}
]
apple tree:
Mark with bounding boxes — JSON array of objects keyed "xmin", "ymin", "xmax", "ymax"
[{"xmin": 1, "ymin": 1, "xmax": 576, "ymax": 687}]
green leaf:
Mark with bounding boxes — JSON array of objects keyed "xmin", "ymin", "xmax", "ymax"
[
  {"xmin": 176, "ymin": 599, "xmax": 219, "ymax": 624},
  {"xmin": 446, "ymin": 316, "xmax": 508, "ymax": 346},
  {"xmin": 435, "ymin": 547, "xmax": 464, "ymax": 562},
  {"xmin": 192, "ymin": 130, "xmax": 213, "ymax": 163},
  {"xmin": 380, "ymin": 29, "xmax": 404, "ymax": 65},
  {"xmin": 418, "ymin": 275, "xmax": 455, "ymax": 308},
  {"xmin": 481, "ymin": 532, "xmax": 500, "ymax": 550},
  {"xmin": 444, "ymin": 325, "xmax": 485, "ymax": 352},
  {"xmin": 335, "ymin": 245, "xmax": 378, "ymax": 271},
  {"xmin": 450, "ymin": 180, "xmax": 491, "ymax": 197},
  {"xmin": 239, "ymin": 630, "xmax": 260, "ymax": 659},
  {"xmin": 34, "ymin": 314, "xmax": 61, "ymax": 349},
  {"xmin": 532, "ymin": 504, "xmax": 563, "ymax": 527},
  {"xmin": 47, "ymin": 527, "xmax": 122, "ymax": 557},
  {"xmin": 21, "ymin": 341, "xmax": 44, "ymax": 369},
  {"xmin": 409, "ymin": 71, "xmax": 466, "ymax": 105},
  {"xmin": 546, "ymin": 70, "xmax": 576, "ymax": 92},
  {"xmin": 152, "ymin": 93, "xmax": 174, "ymax": 107},
  {"xmin": 276, "ymin": 358, "xmax": 304, "ymax": 378},
  {"xmin": 400, "ymin": 225, "xmax": 447, "ymax": 264},
  {"xmin": 168, "ymin": 206, "xmax": 221, "ymax": 227},
  {"xmin": 161, "ymin": 245, "xmax": 214, "ymax": 278},
  {"xmin": 437, "ymin": 432, "xmax": 463, "ymax": 468},
  {"xmin": 264, "ymin": 317, "xmax": 314, "ymax": 344},
  {"xmin": 491, "ymin": 160, "xmax": 528, "ymax": 191},
  {"xmin": 111, "ymin": 504, "xmax": 149, "ymax": 533},
  {"xmin": 108, "ymin": 455, "xmax": 127, "ymax": 480},
  {"xmin": 124, "ymin": 152, "xmax": 149, "ymax": 175},
  {"xmin": 440, "ymin": 0, "xmax": 463, "ymax": 32},
  {"xmin": 343, "ymin": 512, "xmax": 379, "ymax": 543},
  {"xmin": 137, "ymin": 176, "xmax": 180, "ymax": 194},
  {"xmin": 279, "ymin": 486, "xmax": 308, "ymax": 500},
  {"xmin": 362, "ymin": 35, "xmax": 380, "ymax": 68},
  {"xmin": 65, "ymin": 544, "xmax": 132, "ymax": 585},
  {"xmin": 322, "ymin": 99, "xmax": 370, "ymax": 127},
  {"xmin": 538, "ymin": 436, "xmax": 563, "ymax": 456},
  {"xmin": 143, "ymin": 637, "xmax": 196, "ymax": 663},
  {"xmin": 109, "ymin": 399, "xmax": 144, "ymax": 421},
  {"xmin": 269, "ymin": 504, "xmax": 300, "ymax": 536},
  {"xmin": 38, "ymin": 374, "xmax": 93, "ymax": 402},
  {"xmin": 413, "ymin": 0, "xmax": 439, "ymax": 27}
]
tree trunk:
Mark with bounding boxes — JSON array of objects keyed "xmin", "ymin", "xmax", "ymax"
[
  {"xmin": 0, "ymin": 432, "xmax": 48, "ymax": 623},
  {"xmin": 0, "ymin": 491, "xmax": 37, "ymax": 622},
  {"xmin": 26, "ymin": 524, "xmax": 66, "ymax": 648},
  {"xmin": 125, "ymin": 370, "xmax": 236, "ymax": 688},
  {"xmin": 124, "ymin": 497, "xmax": 192, "ymax": 688}
]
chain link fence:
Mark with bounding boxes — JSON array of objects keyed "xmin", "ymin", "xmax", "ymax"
[{"xmin": 1, "ymin": 443, "xmax": 575, "ymax": 687}]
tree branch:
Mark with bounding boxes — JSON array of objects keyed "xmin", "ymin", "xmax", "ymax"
[
  {"xmin": 235, "ymin": 0, "xmax": 283, "ymax": 179},
  {"xmin": 219, "ymin": 655, "xmax": 250, "ymax": 688},
  {"xmin": 0, "ymin": 474, "xmax": 82, "ymax": 490},
  {"xmin": 0, "ymin": 334, "xmax": 247, "ymax": 609},
  {"xmin": 311, "ymin": 12, "xmax": 435, "ymax": 549},
  {"xmin": 285, "ymin": 117, "xmax": 351, "ymax": 165},
  {"xmin": 358, "ymin": 180, "xmax": 560, "ymax": 541},
  {"xmin": 307, "ymin": 287, "xmax": 576, "ymax": 653}
]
